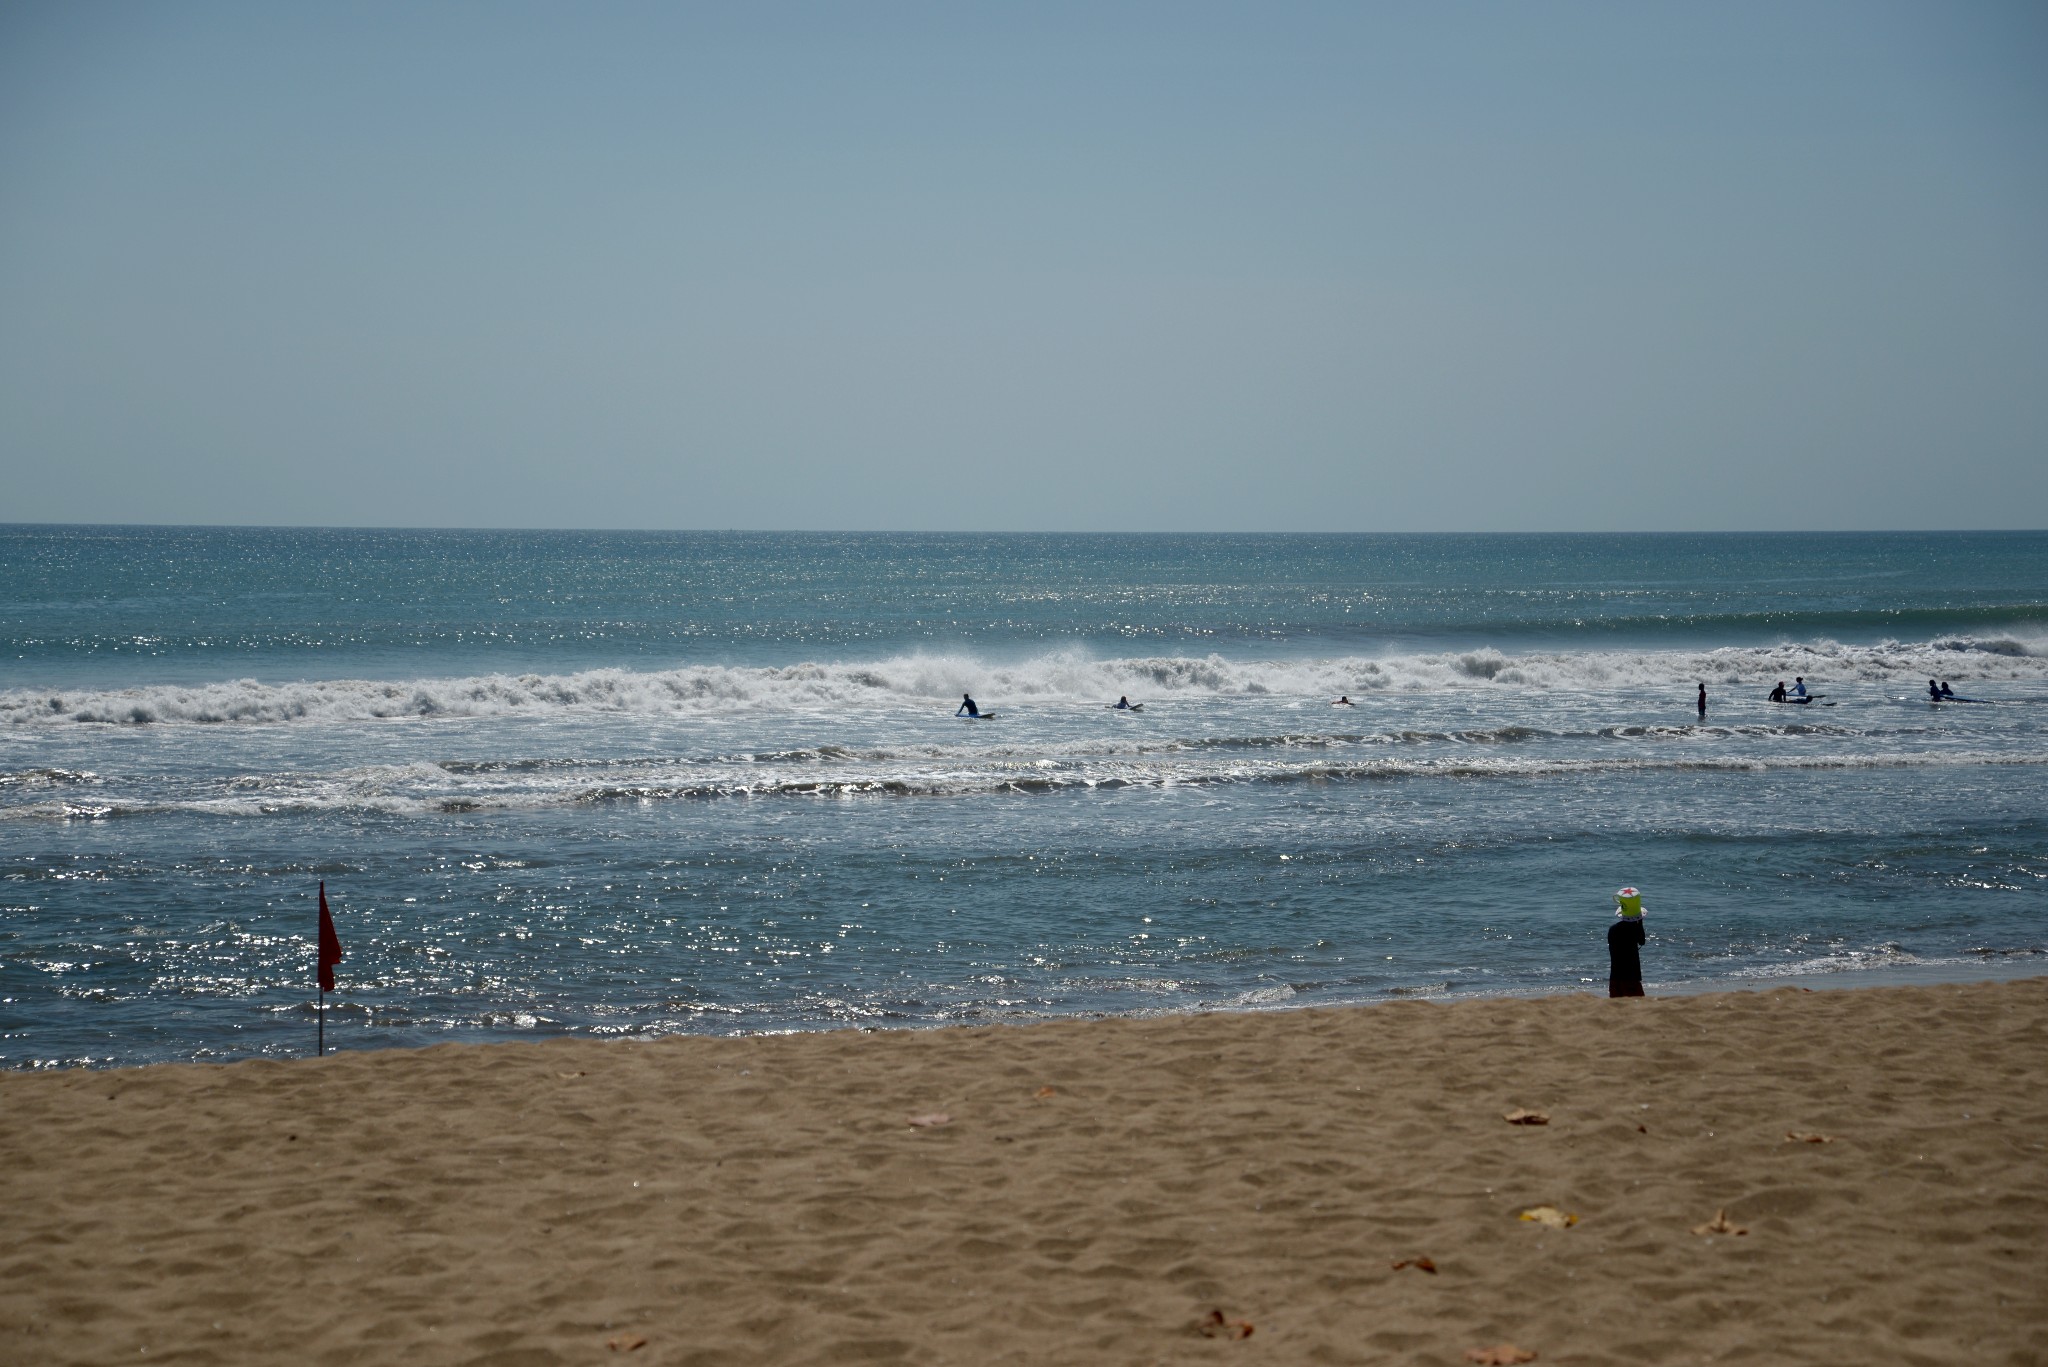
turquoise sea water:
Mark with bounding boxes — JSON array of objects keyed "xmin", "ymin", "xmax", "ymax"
[{"xmin": 3, "ymin": 527, "xmax": 2045, "ymax": 1067}]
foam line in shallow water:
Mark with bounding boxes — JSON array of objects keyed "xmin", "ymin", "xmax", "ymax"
[{"xmin": 6, "ymin": 747, "xmax": 2042, "ymax": 822}]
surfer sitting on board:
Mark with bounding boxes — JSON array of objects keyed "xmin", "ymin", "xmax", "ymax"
[
  {"xmin": 956, "ymin": 693, "xmax": 980, "ymax": 718},
  {"xmin": 1114, "ymin": 696, "xmax": 1134, "ymax": 710},
  {"xmin": 1769, "ymin": 681, "xmax": 1788, "ymax": 703},
  {"xmin": 1790, "ymin": 677, "xmax": 1808, "ymax": 699},
  {"xmin": 1333, "ymin": 695, "xmax": 1355, "ymax": 706},
  {"xmin": 1939, "ymin": 681, "xmax": 1955, "ymax": 699}
]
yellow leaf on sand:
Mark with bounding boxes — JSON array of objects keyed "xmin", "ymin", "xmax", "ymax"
[
  {"xmin": 1786, "ymin": 1131, "xmax": 1833, "ymax": 1144},
  {"xmin": 906, "ymin": 1112, "xmax": 952, "ymax": 1128},
  {"xmin": 1035, "ymin": 1086, "xmax": 1058, "ymax": 1098},
  {"xmin": 1518, "ymin": 1205, "xmax": 1578, "ymax": 1229},
  {"xmin": 606, "ymin": 1334, "xmax": 648, "ymax": 1352},
  {"xmin": 1502, "ymin": 1108, "xmax": 1549, "ymax": 1125},
  {"xmin": 1691, "ymin": 1208, "xmax": 1748, "ymax": 1236},
  {"xmin": 1465, "ymin": 1344, "xmax": 1537, "ymax": 1364}
]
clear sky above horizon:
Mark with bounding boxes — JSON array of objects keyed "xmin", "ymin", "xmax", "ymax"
[{"xmin": 2, "ymin": 1, "xmax": 2044, "ymax": 532}]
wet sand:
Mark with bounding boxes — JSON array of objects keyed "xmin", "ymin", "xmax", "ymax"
[{"xmin": 4, "ymin": 978, "xmax": 2045, "ymax": 1366}]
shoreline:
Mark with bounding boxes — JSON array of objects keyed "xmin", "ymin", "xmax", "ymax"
[
  {"xmin": 5, "ymin": 976, "xmax": 2044, "ymax": 1365},
  {"xmin": 12, "ymin": 955, "xmax": 2048, "ymax": 1074}
]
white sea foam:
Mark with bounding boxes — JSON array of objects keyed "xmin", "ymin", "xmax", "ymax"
[
  {"xmin": 5, "ymin": 637, "xmax": 2043, "ymax": 728},
  {"xmin": 5, "ymin": 746, "xmax": 2037, "ymax": 821}
]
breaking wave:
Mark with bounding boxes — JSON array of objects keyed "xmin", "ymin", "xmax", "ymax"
[{"xmin": 5, "ymin": 637, "xmax": 2045, "ymax": 728}]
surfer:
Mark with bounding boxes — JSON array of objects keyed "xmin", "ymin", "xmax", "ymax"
[
  {"xmin": 1114, "ymin": 696, "xmax": 1134, "ymax": 710},
  {"xmin": 1790, "ymin": 677, "xmax": 1808, "ymax": 699},
  {"xmin": 1608, "ymin": 888, "xmax": 1647, "ymax": 998},
  {"xmin": 1769, "ymin": 681, "xmax": 1788, "ymax": 703},
  {"xmin": 1333, "ymin": 695, "xmax": 1355, "ymax": 706},
  {"xmin": 1939, "ymin": 681, "xmax": 1955, "ymax": 699},
  {"xmin": 1697, "ymin": 682, "xmax": 1706, "ymax": 717},
  {"xmin": 956, "ymin": 693, "xmax": 980, "ymax": 718},
  {"xmin": 1929, "ymin": 679, "xmax": 1942, "ymax": 701}
]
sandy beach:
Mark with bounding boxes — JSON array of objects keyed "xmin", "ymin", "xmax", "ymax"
[{"xmin": 4, "ymin": 978, "xmax": 2044, "ymax": 1366}]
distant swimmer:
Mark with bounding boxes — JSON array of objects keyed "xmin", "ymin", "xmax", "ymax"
[
  {"xmin": 1929, "ymin": 679, "xmax": 1942, "ymax": 700},
  {"xmin": 1939, "ymin": 680, "xmax": 1956, "ymax": 698},
  {"xmin": 956, "ymin": 693, "xmax": 980, "ymax": 718},
  {"xmin": 1769, "ymin": 680, "xmax": 1788, "ymax": 703},
  {"xmin": 1333, "ymin": 696, "xmax": 1355, "ymax": 706},
  {"xmin": 1697, "ymin": 682, "xmax": 1707, "ymax": 717},
  {"xmin": 1790, "ymin": 677, "xmax": 1808, "ymax": 699}
]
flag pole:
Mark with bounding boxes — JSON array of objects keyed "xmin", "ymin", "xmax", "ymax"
[{"xmin": 318, "ymin": 879, "xmax": 326, "ymax": 1057}]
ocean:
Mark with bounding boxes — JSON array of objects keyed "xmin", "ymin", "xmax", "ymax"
[{"xmin": 3, "ymin": 527, "xmax": 2044, "ymax": 1068}]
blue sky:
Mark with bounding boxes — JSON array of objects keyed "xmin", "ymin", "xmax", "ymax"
[{"xmin": 2, "ymin": 1, "xmax": 2043, "ymax": 531}]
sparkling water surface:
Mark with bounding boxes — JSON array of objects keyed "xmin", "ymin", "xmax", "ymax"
[{"xmin": 4, "ymin": 527, "xmax": 2044, "ymax": 1067}]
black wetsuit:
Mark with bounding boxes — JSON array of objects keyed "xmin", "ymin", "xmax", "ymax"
[{"xmin": 1607, "ymin": 918, "xmax": 1646, "ymax": 998}]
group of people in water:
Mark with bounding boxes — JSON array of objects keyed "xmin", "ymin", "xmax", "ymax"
[{"xmin": 960, "ymin": 676, "xmax": 1972, "ymax": 719}]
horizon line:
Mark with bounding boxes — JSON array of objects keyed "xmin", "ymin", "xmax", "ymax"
[{"xmin": 5, "ymin": 522, "xmax": 2045, "ymax": 538}]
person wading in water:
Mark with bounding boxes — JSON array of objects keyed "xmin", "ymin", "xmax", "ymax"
[{"xmin": 1608, "ymin": 887, "xmax": 1647, "ymax": 998}]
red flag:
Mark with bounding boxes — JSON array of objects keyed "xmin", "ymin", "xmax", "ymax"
[{"xmin": 318, "ymin": 881, "xmax": 344, "ymax": 993}]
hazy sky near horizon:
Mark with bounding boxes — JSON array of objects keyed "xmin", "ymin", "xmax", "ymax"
[{"xmin": 2, "ymin": 2, "xmax": 2044, "ymax": 532}]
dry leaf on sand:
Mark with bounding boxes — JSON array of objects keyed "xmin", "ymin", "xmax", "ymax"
[
  {"xmin": 1464, "ymin": 1344, "xmax": 1537, "ymax": 1364},
  {"xmin": 1691, "ymin": 1208, "xmax": 1748, "ymax": 1236},
  {"xmin": 1517, "ymin": 1205, "xmax": 1578, "ymax": 1229},
  {"xmin": 557, "ymin": 1071, "xmax": 584, "ymax": 1079},
  {"xmin": 1390, "ymin": 1256, "xmax": 1438, "ymax": 1273},
  {"xmin": 1197, "ymin": 1309, "xmax": 1254, "ymax": 1340},
  {"xmin": 1502, "ymin": 1108, "xmax": 1549, "ymax": 1125},
  {"xmin": 606, "ymin": 1334, "xmax": 648, "ymax": 1352},
  {"xmin": 906, "ymin": 1112, "xmax": 952, "ymax": 1128},
  {"xmin": 1786, "ymin": 1131, "xmax": 1834, "ymax": 1144},
  {"xmin": 1035, "ymin": 1086, "xmax": 1058, "ymax": 1098}
]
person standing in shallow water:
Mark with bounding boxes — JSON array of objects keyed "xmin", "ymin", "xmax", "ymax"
[
  {"xmin": 1697, "ymin": 682, "xmax": 1707, "ymax": 717},
  {"xmin": 1608, "ymin": 887, "xmax": 1647, "ymax": 998}
]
